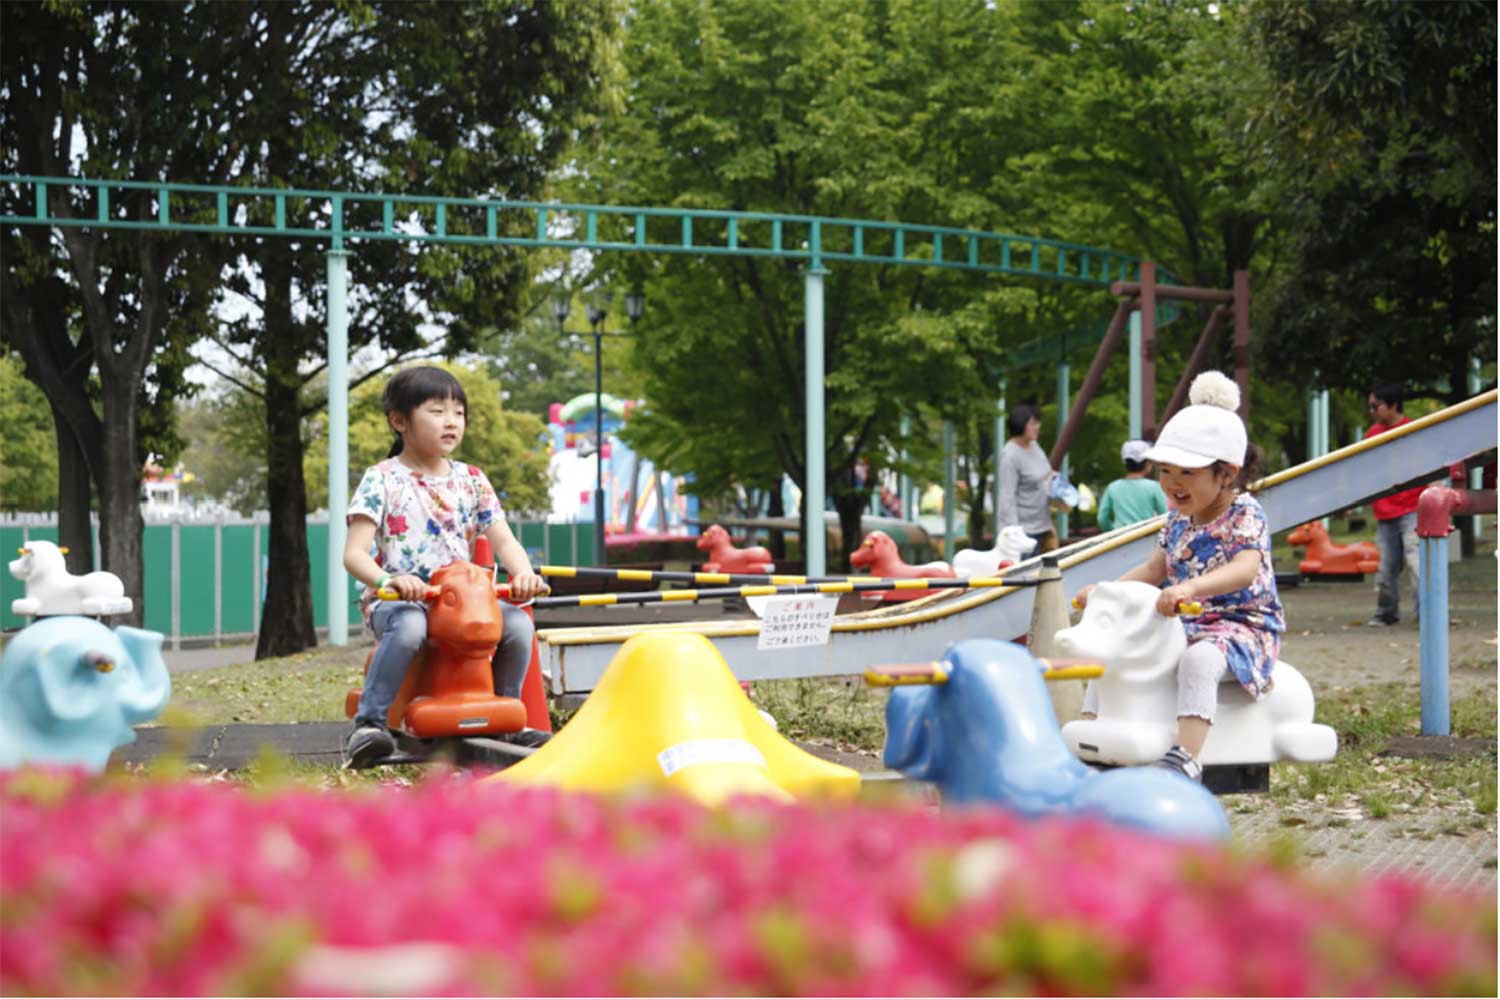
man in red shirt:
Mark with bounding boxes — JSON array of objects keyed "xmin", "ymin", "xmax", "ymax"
[{"xmin": 1364, "ymin": 382, "xmax": 1424, "ymax": 626}]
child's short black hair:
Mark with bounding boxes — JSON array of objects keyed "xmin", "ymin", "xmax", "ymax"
[
  {"xmin": 1370, "ymin": 382, "xmax": 1405, "ymax": 411},
  {"xmin": 1124, "ymin": 458, "xmax": 1149, "ymax": 474},
  {"xmin": 384, "ymin": 366, "xmax": 468, "ymax": 457}
]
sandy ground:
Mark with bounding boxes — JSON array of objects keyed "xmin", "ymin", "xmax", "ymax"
[{"xmin": 1277, "ymin": 545, "xmax": 1496, "ymax": 699}]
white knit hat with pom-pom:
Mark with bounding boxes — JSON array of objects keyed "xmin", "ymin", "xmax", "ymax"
[{"xmin": 1143, "ymin": 371, "xmax": 1247, "ymax": 468}]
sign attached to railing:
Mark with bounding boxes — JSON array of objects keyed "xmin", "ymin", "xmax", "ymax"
[{"xmin": 756, "ymin": 595, "xmax": 838, "ymax": 651}]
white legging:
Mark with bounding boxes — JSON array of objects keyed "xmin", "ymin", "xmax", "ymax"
[{"xmin": 1081, "ymin": 640, "xmax": 1229, "ymax": 721}]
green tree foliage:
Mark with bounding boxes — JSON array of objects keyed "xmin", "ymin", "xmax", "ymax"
[
  {"xmin": 170, "ymin": 0, "xmax": 622, "ymax": 656},
  {"xmin": 1244, "ymin": 0, "xmax": 1498, "ymax": 398},
  {"xmin": 0, "ymin": 354, "xmax": 60, "ymax": 512},
  {"xmin": 181, "ymin": 362, "xmax": 552, "ymax": 519},
  {"xmin": 302, "ymin": 362, "xmax": 551, "ymax": 516},
  {"xmin": 577, "ymin": 0, "xmax": 1098, "ymax": 562},
  {"xmin": 2, "ymin": 1, "xmax": 241, "ymax": 605},
  {"xmin": 576, "ymin": 0, "xmax": 1297, "ymax": 555}
]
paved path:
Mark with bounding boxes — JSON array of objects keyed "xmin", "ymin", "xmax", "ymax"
[{"xmin": 163, "ymin": 643, "xmax": 260, "ymax": 673}]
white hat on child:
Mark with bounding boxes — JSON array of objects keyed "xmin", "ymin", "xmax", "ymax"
[
  {"xmin": 1120, "ymin": 439, "xmax": 1151, "ymax": 463},
  {"xmin": 1143, "ymin": 372, "xmax": 1247, "ymax": 469}
]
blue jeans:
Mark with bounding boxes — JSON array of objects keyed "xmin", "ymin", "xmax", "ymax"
[
  {"xmin": 1374, "ymin": 512, "xmax": 1420, "ymax": 623},
  {"xmin": 354, "ymin": 599, "xmax": 536, "ymax": 728}
]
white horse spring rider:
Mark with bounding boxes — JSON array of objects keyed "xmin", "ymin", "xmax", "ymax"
[
  {"xmin": 1054, "ymin": 579, "xmax": 1336, "ymax": 767},
  {"xmin": 9, "ymin": 540, "xmax": 134, "ymax": 618},
  {"xmin": 952, "ymin": 525, "xmax": 1037, "ymax": 578}
]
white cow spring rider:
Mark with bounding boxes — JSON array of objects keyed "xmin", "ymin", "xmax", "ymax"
[
  {"xmin": 1055, "ymin": 580, "xmax": 1336, "ymax": 785},
  {"xmin": 9, "ymin": 540, "xmax": 134, "ymax": 618}
]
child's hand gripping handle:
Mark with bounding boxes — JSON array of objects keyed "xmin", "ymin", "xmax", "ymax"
[
  {"xmin": 493, "ymin": 581, "xmax": 551, "ymax": 605},
  {"xmin": 375, "ymin": 581, "xmax": 438, "ymax": 602}
]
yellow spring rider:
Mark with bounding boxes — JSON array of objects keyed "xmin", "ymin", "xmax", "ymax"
[{"xmin": 489, "ymin": 632, "xmax": 860, "ymax": 805}]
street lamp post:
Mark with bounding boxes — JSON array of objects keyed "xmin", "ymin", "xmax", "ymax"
[{"xmin": 554, "ymin": 288, "xmax": 645, "ymax": 566}]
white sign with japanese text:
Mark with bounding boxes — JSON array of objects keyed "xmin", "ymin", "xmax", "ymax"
[{"xmin": 756, "ymin": 594, "xmax": 838, "ymax": 650}]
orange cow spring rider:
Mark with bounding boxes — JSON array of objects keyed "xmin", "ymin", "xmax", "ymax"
[
  {"xmin": 345, "ymin": 539, "xmax": 547, "ymax": 739},
  {"xmin": 696, "ymin": 523, "xmax": 775, "ymax": 574},
  {"xmin": 1287, "ymin": 521, "xmax": 1379, "ymax": 578},
  {"xmin": 848, "ymin": 530, "xmax": 956, "ymax": 602}
]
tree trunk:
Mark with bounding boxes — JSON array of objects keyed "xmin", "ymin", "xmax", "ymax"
[
  {"xmin": 95, "ymin": 374, "xmax": 145, "ymax": 628},
  {"xmin": 51, "ymin": 402, "xmax": 95, "ymax": 573},
  {"xmin": 833, "ymin": 489, "xmax": 866, "ymax": 574},
  {"xmin": 255, "ymin": 259, "xmax": 318, "ymax": 660}
]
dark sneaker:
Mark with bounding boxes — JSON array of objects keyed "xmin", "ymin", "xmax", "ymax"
[
  {"xmin": 343, "ymin": 722, "xmax": 396, "ymax": 769},
  {"xmin": 1365, "ymin": 615, "xmax": 1397, "ymax": 627},
  {"xmin": 1152, "ymin": 745, "xmax": 1203, "ymax": 782},
  {"xmin": 502, "ymin": 728, "xmax": 553, "ymax": 749}
]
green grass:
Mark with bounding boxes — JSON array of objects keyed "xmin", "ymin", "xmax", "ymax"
[
  {"xmin": 748, "ymin": 675, "xmax": 890, "ymax": 751},
  {"xmin": 1261, "ymin": 683, "xmax": 1497, "ymax": 817},
  {"xmin": 162, "ymin": 626, "xmax": 1495, "ymax": 822},
  {"xmin": 167, "ymin": 645, "xmax": 370, "ymax": 726}
]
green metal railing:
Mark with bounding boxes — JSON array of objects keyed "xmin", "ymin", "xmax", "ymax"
[
  {"xmin": 1, "ymin": 171, "xmax": 1150, "ymax": 624},
  {"xmin": 0, "ymin": 174, "xmax": 1138, "ymax": 286}
]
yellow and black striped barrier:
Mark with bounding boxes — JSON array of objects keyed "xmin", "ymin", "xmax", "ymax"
[
  {"xmin": 540, "ymin": 564, "xmax": 890, "ymax": 587},
  {"xmin": 520, "ymin": 571, "xmax": 1043, "ymax": 609},
  {"xmin": 377, "ymin": 566, "xmax": 1045, "ymax": 609}
]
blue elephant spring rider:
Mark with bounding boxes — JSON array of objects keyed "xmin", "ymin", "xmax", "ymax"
[
  {"xmin": 0, "ymin": 617, "xmax": 171, "ymax": 773},
  {"xmin": 868, "ymin": 638, "xmax": 1231, "ymax": 843},
  {"xmin": 5, "ymin": 545, "xmax": 167, "ymax": 773}
]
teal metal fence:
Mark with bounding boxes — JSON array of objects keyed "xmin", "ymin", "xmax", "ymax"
[{"xmin": 1, "ymin": 515, "xmax": 592, "ymax": 647}]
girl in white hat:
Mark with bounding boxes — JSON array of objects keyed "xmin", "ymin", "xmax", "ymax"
[{"xmin": 1074, "ymin": 371, "xmax": 1284, "ymax": 781}]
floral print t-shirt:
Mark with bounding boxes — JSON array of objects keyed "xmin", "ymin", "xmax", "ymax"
[
  {"xmin": 1158, "ymin": 492, "xmax": 1284, "ymax": 698},
  {"xmin": 347, "ymin": 457, "xmax": 503, "ymax": 624}
]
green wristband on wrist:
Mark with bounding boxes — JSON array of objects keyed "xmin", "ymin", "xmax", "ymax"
[{"xmin": 375, "ymin": 572, "xmax": 393, "ymax": 590}]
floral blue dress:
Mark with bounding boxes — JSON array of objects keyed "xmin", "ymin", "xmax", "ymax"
[
  {"xmin": 347, "ymin": 458, "xmax": 502, "ymax": 624},
  {"xmin": 1158, "ymin": 492, "xmax": 1283, "ymax": 697}
]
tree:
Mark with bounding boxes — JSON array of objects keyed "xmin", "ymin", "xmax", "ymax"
[
  {"xmin": 1244, "ymin": 0, "xmax": 1498, "ymax": 398},
  {"xmin": 176, "ymin": 0, "xmax": 623, "ymax": 657},
  {"xmin": 0, "ymin": 353, "xmax": 60, "ymax": 512},
  {"xmin": 2, "ymin": 2, "xmax": 250, "ymax": 613},
  {"xmin": 578, "ymin": 0, "xmax": 1093, "ymax": 564}
]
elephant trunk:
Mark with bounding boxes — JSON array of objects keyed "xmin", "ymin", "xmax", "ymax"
[{"xmin": 115, "ymin": 626, "xmax": 172, "ymax": 723}]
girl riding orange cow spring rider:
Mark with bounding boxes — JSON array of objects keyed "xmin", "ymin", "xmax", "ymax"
[
  {"xmin": 342, "ymin": 366, "xmax": 551, "ymax": 769},
  {"xmin": 1073, "ymin": 371, "xmax": 1285, "ymax": 783}
]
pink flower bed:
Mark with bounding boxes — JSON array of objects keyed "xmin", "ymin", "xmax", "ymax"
[{"xmin": 1, "ymin": 769, "xmax": 1493, "ymax": 996}]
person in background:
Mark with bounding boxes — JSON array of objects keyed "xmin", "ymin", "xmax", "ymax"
[
  {"xmin": 1097, "ymin": 439, "xmax": 1169, "ymax": 531},
  {"xmin": 997, "ymin": 403, "xmax": 1059, "ymax": 553},
  {"xmin": 1364, "ymin": 382, "xmax": 1423, "ymax": 626}
]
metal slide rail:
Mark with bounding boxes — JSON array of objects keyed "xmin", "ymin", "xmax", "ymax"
[{"xmin": 537, "ymin": 391, "xmax": 1498, "ymax": 693}]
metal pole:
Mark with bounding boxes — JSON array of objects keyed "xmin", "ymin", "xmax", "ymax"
[
  {"xmin": 804, "ymin": 265, "xmax": 828, "ymax": 576},
  {"xmin": 1056, "ymin": 360, "xmax": 1070, "ymax": 541},
  {"xmin": 943, "ymin": 421, "xmax": 956, "ymax": 560},
  {"xmin": 899, "ymin": 412, "xmax": 911, "ymax": 521},
  {"xmin": 1470, "ymin": 356, "xmax": 1484, "ymax": 540},
  {"xmin": 1140, "ymin": 261, "xmax": 1157, "ymax": 440},
  {"xmin": 594, "ymin": 329, "xmax": 606, "ymax": 567},
  {"xmin": 1128, "ymin": 308, "xmax": 1142, "ymax": 440},
  {"xmin": 326, "ymin": 248, "xmax": 350, "ymax": 646},
  {"xmin": 1419, "ymin": 534, "xmax": 1450, "ymax": 735},
  {"xmin": 993, "ymin": 377, "xmax": 1006, "ymax": 531}
]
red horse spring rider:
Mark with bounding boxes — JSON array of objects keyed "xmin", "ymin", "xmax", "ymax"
[{"xmin": 344, "ymin": 538, "xmax": 550, "ymax": 753}]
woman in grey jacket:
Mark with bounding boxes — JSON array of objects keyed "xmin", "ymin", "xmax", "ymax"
[{"xmin": 997, "ymin": 404, "xmax": 1058, "ymax": 552}]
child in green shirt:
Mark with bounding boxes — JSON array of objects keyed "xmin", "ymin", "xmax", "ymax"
[{"xmin": 1097, "ymin": 439, "xmax": 1168, "ymax": 531}]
